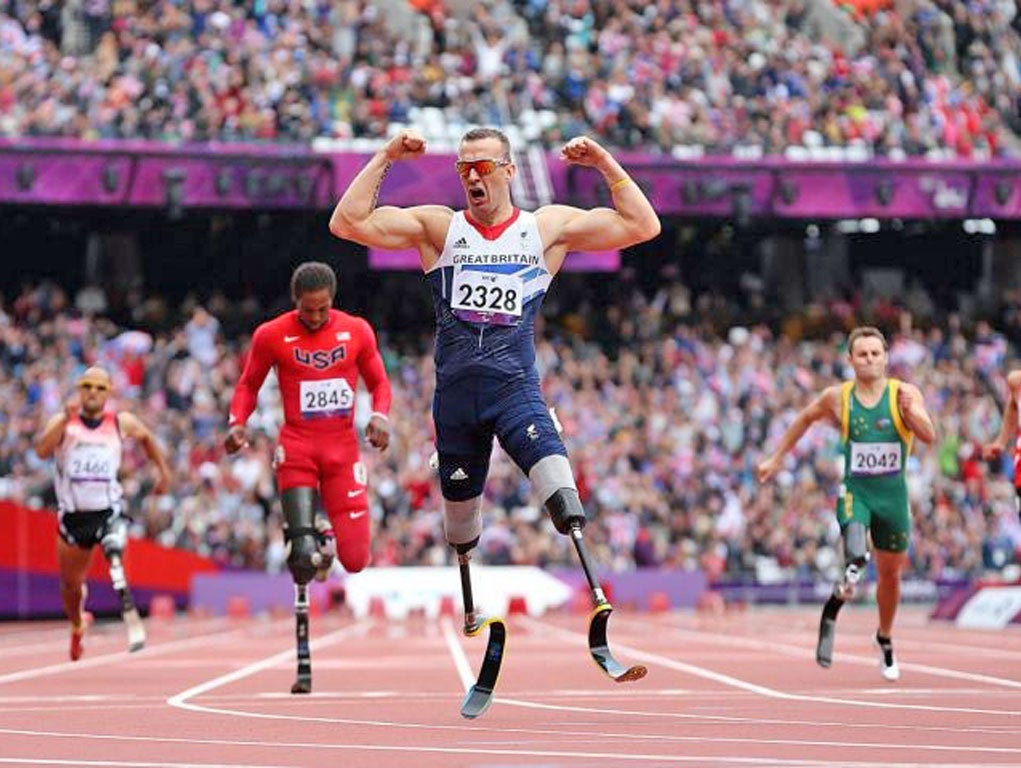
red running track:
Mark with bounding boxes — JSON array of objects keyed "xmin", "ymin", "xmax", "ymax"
[{"xmin": 0, "ymin": 605, "xmax": 1019, "ymax": 767}]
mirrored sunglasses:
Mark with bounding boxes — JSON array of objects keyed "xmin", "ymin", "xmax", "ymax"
[{"xmin": 455, "ymin": 158, "xmax": 510, "ymax": 179}]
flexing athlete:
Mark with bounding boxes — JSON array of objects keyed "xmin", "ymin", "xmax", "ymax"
[
  {"xmin": 34, "ymin": 366, "xmax": 172, "ymax": 660},
  {"xmin": 982, "ymin": 368, "xmax": 1021, "ymax": 522},
  {"xmin": 225, "ymin": 260, "xmax": 392, "ymax": 693},
  {"xmin": 757, "ymin": 327, "xmax": 935, "ymax": 681},
  {"xmin": 329, "ymin": 128, "xmax": 660, "ymax": 713}
]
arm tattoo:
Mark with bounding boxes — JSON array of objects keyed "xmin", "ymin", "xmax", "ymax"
[{"xmin": 371, "ymin": 161, "xmax": 392, "ymax": 210}]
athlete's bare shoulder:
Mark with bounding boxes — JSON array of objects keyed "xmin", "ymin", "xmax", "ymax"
[
  {"xmin": 1007, "ymin": 369, "xmax": 1021, "ymax": 389},
  {"xmin": 815, "ymin": 384, "xmax": 846, "ymax": 425},
  {"xmin": 416, "ymin": 204, "xmax": 457, "ymax": 246}
]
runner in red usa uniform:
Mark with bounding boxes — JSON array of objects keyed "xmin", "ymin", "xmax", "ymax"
[
  {"xmin": 224, "ymin": 261, "xmax": 391, "ymax": 693},
  {"xmin": 225, "ymin": 261, "xmax": 387, "ymax": 694}
]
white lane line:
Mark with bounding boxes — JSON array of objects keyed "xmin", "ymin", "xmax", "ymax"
[
  {"xmin": 167, "ymin": 622, "xmax": 368, "ymax": 710},
  {"xmin": 521, "ymin": 616, "xmax": 1021, "ymax": 717},
  {"xmin": 439, "ymin": 617, "xmax": 474, "ymax": 691},
  {"xmin": 1, "ymin": 727, "xmax": 1021, "ymax": 763},
  {"xmin": 636, "ymin": 617, "xmax": 1021, "ymax": 689},
  {"xmin": 174, "ymin": 619, "xmax": 1021, "ymax": 743},
  {"xmin": 0, "ymin": 619, "xmax": 233, "ymax": 659},
  {"xmin": 0, "ymin": 621, "xmax": 288, "ymax": 686},
  {"xmin": 0, "ymin": 760, "xmax": 291, "ymax": 767}
]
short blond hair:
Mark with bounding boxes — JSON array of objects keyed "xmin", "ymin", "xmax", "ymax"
[{"xmin": 847, "ymin": 326, "xmax": 888, "ymax": 354}]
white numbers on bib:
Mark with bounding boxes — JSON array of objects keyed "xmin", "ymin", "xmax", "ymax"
[
  {"xmin": 299, "ymin": 378, "xmax": 354, "ymax": 419},
  {"xmin": 849, "ymin": 442, "xmax": 902, "ymax": 476},
  {"xmin": 451, "ymin": 269, "xmax": 522, "ymax": 322}
]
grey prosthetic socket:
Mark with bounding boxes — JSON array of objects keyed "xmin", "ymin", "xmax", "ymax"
[
  {"xmin": 544, "ymin": 488, "xmax": 587, "ymax": 536},
  {"xmin": 282, "ymin": 487, "xmax": 320, "ymax": 586},
  {"xmin": 833, "ymin": 522, "xmax": 869, "ymax": 602}
]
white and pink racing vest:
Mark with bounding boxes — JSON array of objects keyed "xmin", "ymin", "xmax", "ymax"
[{"xmin": 55, "ymin": 412, "xmax": 123, "ymax": 513}]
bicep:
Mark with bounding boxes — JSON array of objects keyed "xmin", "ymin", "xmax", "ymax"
[
  {"xmin": 545, "ymin": 205, "xmax": 647, "ymax": 252},
  {"xmin": 806, "ymin": 389, "xmax": 840, "ymax": 427},
  {"xmin": 343, "ymin": 206, "xmax": 441, "ymax": 251}
]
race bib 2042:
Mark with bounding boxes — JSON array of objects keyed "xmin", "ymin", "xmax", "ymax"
[{"xmin": 849, "ymin": 441, "xmax": 903, "ymax": 476}]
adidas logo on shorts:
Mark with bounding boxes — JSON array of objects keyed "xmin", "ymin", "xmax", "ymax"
[
  {"xmin": 453, "ymin": 237, "xmax": 469, "ymax": 249},
  {"xmin": 450, "ymin": 467, "xmax": 468, "ymax": 481}
]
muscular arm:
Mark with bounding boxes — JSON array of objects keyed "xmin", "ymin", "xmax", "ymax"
[
  {"xmin": 898, "ymin": 383, "xmax": 937, "ymax": 446},
  {"xmin": 327, "ymin": 135, "xmax": 450, "ymax": 267},
  {"xmin": 117, "ymin": 411, "xmax": 172, "ymax": 493},
  {"xmin": 228, "ymin": 326, "xmax": 275, "ymax": 429},
  {"xmin": 758, "ymin": 387, "xmax": 841, "ymax": 482},
  {"xmin": 357, "ymin": 322, "xmax": 392, "ymax": 417},
  {"xmin": 33, "ymin": 412, "xmax": 69, "ymax": 459},
  {"xmin": 997, "ymin": 371, "xmax": 1020, "ymax": 445},
  {"xmin": 538, "ymin": 138, "xmax": 660, "ymax": 271}
]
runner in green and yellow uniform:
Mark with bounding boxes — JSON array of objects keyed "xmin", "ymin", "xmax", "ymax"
[{"xmin": 758, "ymin": 327, "xmax": 935, "ymax": 681}]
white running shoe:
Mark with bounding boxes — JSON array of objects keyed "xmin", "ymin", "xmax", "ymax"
[{"xmin": 875, "ymin": 634, "xmax": 900, "ymax": 681}]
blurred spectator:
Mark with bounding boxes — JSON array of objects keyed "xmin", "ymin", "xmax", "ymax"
[
  {"xmin": 1, "ymin": 276, "xmax": 1020, "ymax": 585},
  {"xmin": 0, "ymin": 0, "xmax": 1016, "ymax": 156}
]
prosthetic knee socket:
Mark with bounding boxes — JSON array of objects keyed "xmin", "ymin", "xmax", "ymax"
[
  {"xmin": 444, "ymin": 497, "xmax": 482, "ymax": 554},
  {"xmin": 100, "ymin": 517, "xmax": 128, "ymax": 561},
  {"xmin": 835, "ymin": 522, "xmax": 869, "ymax": 600},
  {"xmin": 544, "ymin": 488, "xmax": 586, "ymax": 536},
  {"xmin": 283, "ymin": 488, "xmax": 320, "ymax": 586}
]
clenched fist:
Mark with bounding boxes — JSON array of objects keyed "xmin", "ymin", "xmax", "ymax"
[
  {"xmin": 559, "ymin": 136, "xmax": 609, "ymax": 168},
  {"xmin": 383, "ymin": 130, "xmax": 426, "ymax": 162}
]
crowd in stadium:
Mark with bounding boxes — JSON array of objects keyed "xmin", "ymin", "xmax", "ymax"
[
  {"xmin": 0, "ymin": 0, "xmax": 1017, "ymax": 156},
  {"xmin": 1, "ymin": 276, "xmax": 1019, "ymax": 586}
]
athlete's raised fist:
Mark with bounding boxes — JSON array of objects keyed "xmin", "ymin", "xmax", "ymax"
[
  {"xmin": 384, "ymin": 130, "xmax": 426, "ymax": 162},
  {"xmin": 559, "ymin": 136, "xmax": 608, "ymax": 168}
]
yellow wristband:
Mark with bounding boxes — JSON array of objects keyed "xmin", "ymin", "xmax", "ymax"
[{"xmin": 609, "ymin": 177, "xmax": 632, "ymax": 193}]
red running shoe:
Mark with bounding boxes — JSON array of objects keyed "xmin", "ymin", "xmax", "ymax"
[{"xmin": 70, "ymin": 624, "xmax": 86, "ymax": 661}]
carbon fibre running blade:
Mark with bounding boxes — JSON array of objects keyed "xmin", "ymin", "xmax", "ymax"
[
  {"xmin": 290, "ymin": 674, "xmax": 312, "ymax": 694},
  {"xmin": 460, "ymin": 617, "xmax": 506, "ymax": 719},
  {"xmin": 291, "ymin": 605, "xmax": 312, "ymax": 694},
  {"xmin": 588, "ymin": 604, "xmax": 647, "ymax": 683}
]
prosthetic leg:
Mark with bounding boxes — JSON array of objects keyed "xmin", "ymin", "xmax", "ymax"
[
  {"xmin": 817, "ymin": 522, "xmax": 868, "ymax": 668},
  {"xmin": 454, "ymin": 539, "xmax": 506, "ymax": 719},
  {"xmin": 101, "ymin": 518, "xmax": 145, "ymax": 652},
  {"xmin": 282, "ymin": 488, "xmax": 328, "ymax": 694},
  {"xmin": 547, "ymin": 489, "xmax": 647, "ymax": 683}
]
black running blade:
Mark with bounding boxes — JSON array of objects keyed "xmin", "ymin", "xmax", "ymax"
[
  {"xmin": 460, "ymin": 617, "xmax": 506, "ymax": 719},
  {"xmin": 292, "ymin": 607, "xmax": 312, "ymax": 694},
  {"xmin": 290, "ymin": 674, "xmax": 312, "ymax": 694},
  {"xmin": 817, "ymin": 616, "xmax": 836, "ymax": 669},
  {"xmin": 588, "ymin": 604, "xmax": 647, "ymax": 683}
]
